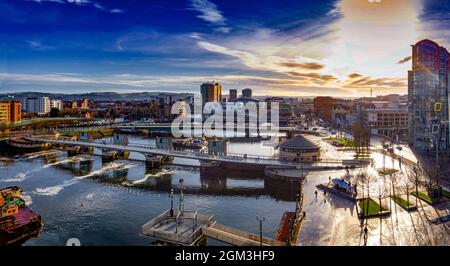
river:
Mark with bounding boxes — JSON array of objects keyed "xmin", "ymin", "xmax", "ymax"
[{"xmin": 0, "ymin": 135, "xmax": 297, "ymax": 246}]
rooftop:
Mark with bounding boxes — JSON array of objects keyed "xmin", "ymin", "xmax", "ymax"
[{"xmin": 279, "ymin": 135, "xmax": 320, "ymax": 151}]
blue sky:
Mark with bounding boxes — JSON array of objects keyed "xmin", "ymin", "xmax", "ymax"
[{"xmin": 1, "ymin": 0, "xmax": 449, "ymax": 96}]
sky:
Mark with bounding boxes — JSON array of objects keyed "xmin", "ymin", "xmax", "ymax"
[{"xmin": 0, "ymin": 0, "xmax": 450, "ymax": 97}]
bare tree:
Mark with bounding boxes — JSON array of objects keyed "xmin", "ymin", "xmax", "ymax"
[
  {"xmin": 357, "ymin": 171, "xmax": 367, "ymax": 201},
  {"xmin": 407, "ymin": 164, "xmax": 423, "ymax": 207},
  {"xmin": 400, "ymin": 174, "xmax": 415, "ymax": 207},
  {"xmin": 358, "ymin": 171, "xmax": 376, "ymax": 216},
  {"xmin": 352, "ymin": 122, "xmax": 370, "ymax": 158},
  {"xmin": 388, "ymin": 173, "xmax": 399, "ymax": 215},
  {"xmin": 376, "ymin": 177, "xmax": 388, "ymax": 213}
]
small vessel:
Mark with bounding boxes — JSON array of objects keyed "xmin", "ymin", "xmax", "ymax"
[{"xmin": 0, "ymin": 186, "xmax": 42, "ymax": 245}]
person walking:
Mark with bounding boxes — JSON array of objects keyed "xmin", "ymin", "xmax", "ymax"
[{"xmin": 363, "ymin": 226, "xmax": 368, "ymax": 246}]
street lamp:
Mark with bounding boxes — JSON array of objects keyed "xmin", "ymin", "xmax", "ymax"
[
  {"xmin": 169, "ymin": 188, "xmax": 174, "ymax": 217},
  {"xmin": 179, "ymin": 178, "xmax": 184, "ymax": 214},
  {"xmin": 256, "ymin": 216, "xmax": 265, "ymax": 246}
]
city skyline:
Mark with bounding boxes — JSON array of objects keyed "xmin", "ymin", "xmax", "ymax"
[{"xmin": 1, "ymin": 0, "xmax": 449, "ymax": 97}]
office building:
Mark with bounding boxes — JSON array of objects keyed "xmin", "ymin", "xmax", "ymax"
[
  {"xmin": 201, "ymin": 82, "xmax": 222, "ymax": 103},
  {"xmin": 242, "ymin": 88, "xmax": 252, "ymax": 98},
  {"xmin": 409, "ymin": 39, "xmax": 450, "ymax": 152},
  {"xmin": 229, "ymin": 89, "xmax": 237, "ymax": 101}
]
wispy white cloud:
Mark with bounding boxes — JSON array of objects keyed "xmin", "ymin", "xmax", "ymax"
[
  {"xmin": 26, "ymin": 0, "xmax": 124, "ymax": 13},
  {"xmin": 110, "ymin": 9, "xmax": 123, "ymax": 14},
  {"xmin": 190, "ymin": 0, "xmax": 225, "ymax": 24},
  {"xmin": 190, "ymin": 0, "xmax": 230, "ymax": 33},
  {"xmin": 190, "ymin": 0, "xmax": 423, "ymax": 95},
  {"xmin": 25, "ymin": 40, "xmax": 53, "ymax": 50}
]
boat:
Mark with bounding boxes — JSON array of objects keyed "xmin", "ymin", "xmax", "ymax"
[{"xmin": 0, "ymin": 186, "xmax": 42, "ymax": 245}]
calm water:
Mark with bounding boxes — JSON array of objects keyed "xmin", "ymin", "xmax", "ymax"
[{"xmin": 0, "ymin": 135, "xmax": 297, "ymax": 246}]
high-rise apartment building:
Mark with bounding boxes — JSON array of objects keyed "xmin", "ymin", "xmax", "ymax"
[
  {"xmin": 39, "ymin": 97, "xmax": 51, "ymax": 114},
  {"xmin": 200, "ymin": 82, "xmax": 222, "ymax": 103},
  {"xmin": 22, "ymin": 96, "xmax": 51, "ymax": 114},
  {"xmin": 0, "ymin": 101, "xmax": 21, "ymax": 123},
  {"xmin": 409, "ymin": 39, "xmax": 450, "ymax": 152},
  {"xmin": 24, "ymin": 97, "xmax": 39, "ymax": 113},
  {"xmin": 50, "ymin": 99, "xmax": 63, "ymax": 110},
  {"xmin": 0, "ymin": 102, "xmax": 11, "ymax": 123}
]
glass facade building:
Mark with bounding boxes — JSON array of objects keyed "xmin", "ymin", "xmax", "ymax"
[{"xmin": 409, "ymin": 39, "xmax": 450, "ymax": 152}]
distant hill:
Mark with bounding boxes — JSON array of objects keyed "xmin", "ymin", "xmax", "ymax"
[{"xmin": 0, "ymin": 92, "xmax": 193, "ymax": 101}]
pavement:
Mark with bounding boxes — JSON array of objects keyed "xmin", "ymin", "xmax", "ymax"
[
  {"xmin": 296, "ymin": 131, "xmax": 450, "ymax": 246},
  {"xmin": 297, "ymin": 167, "xmax": 450, "ymax": 246}
]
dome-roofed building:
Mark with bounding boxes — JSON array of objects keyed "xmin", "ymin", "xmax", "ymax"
[{"xmin": 278, "ymin": 135, "xmax": 321, "ymax": 162}]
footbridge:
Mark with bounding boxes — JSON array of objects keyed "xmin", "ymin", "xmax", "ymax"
[{"xmin": 27, "ymin": 137, "xmax": 362, "ymax": 169}]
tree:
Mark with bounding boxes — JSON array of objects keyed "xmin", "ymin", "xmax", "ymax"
[
  {"xmin": 0, "ymin": 122, "xmax": 9, "ymax": 134},
  {"xmin": 358, "ymin": 171, "xmax": 376, "ymax": 216},
  {"xmin": 388, "ymin": 173, "xmax": 399, "ymax": 215},
  {"xmin": 352, "ymin": 122, "xmax": 371, "ymax": 157},
  {"xmin": 357, "ymin": 171, "xmax": 367, "ymax": 201},
  {"xmin": 400, "ymin": 174, "xmax": 415, "ymax": 207},
  {"xmin": 407, "ymin": 164, "xmax": 423, "ymax": 207},
  {"xmin": 376, "ymin": 177, "xmax": 388, "ymax": 214},
  {"xmin": 50, "ymin": 108, "xmax": 60, "ymax": 118}
]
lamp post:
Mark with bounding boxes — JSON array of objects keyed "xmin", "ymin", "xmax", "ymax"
[
  {"xmin": 179, "ymin": 178, "xmax": 184, "ymax": 214},
  {"xmin": 256, "ymin": 216, "xmax": 265, "ymax": 246},
  {"xmin": 170, "ymin": 188, "xmax": 174, "ymax": 217}
]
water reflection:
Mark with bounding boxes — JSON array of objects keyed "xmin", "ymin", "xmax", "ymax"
[{"xmin": 52, "ymin": 157, "xmax": 301, "ymax": 202}]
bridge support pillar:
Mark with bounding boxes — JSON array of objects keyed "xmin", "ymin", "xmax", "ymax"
[
  {"xmin": 79, "ymin": 146, "xmax": 94, "ymax": 155},
  {"xmin": 79, "ymin": 159, "xmax": 93, "ymax": 175},
  {"xmin": 67, "ymin": 146, "xmax": 93, "ymax": 157},
  {"xmin": 145, "ymin": 154, "xmax": 162, "ymax": 174},
  {"xmin": 161, "ymin": 156, "xmax": 174, "ymax": 165},
  {"xmin": 67, "ymin": 146, "xmax": 81, "ymax": 157},
  {"xmin": 102, "ymin": 150, "xmax": 118, "ymax": 164}
]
